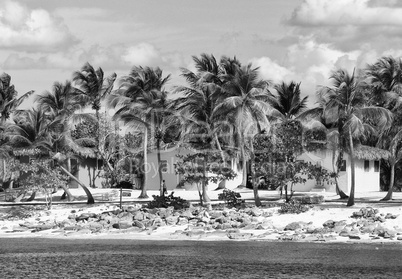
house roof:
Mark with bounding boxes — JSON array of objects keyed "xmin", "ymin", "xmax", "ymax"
[{"xmin": 352, "ymin": 145, "xmax": 391, "ymax": 161}]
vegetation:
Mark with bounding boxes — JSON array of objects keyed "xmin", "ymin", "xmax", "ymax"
[
  {"xmin": 1, "ymin": 54, "xmax": 402, "ymax": 207},
  {"xmin": 147, "ymin": 192, "xmax": 189, "ymax": 210},
  {"xmin": 218, "ymin": 189, "xmax": 244, "ymax": 208}
]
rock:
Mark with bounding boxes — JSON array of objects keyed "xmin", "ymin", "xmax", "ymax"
[
  {"xmin": 177, "ymin": 217, "xmax": 189, "ymax": 225},
  {"xmin": 397, "ymin": 236, "xmax": 402, "ymax": 241},
  {"xmin": 68, "ymin": 214, "xmax": 76, "ymax": 220},
  {"xmin": 284, "ymin": 221, "xmax": 308, "ymax": 231},
  {"xmin": 322, "ymin": 220, "xmax": 336, "ymax": 228},
  {"xmin": 133, "ymin": 220, "xmax": 145, "ymax": 229},
  {"xmin": 112, "ymin": 222, "xmax": 132, "ymax": 230},
  {"xmin": 339, "ymin": 229, "xmax": 350, "ymax": 237},
  {"xmin": 180, "ymin": 209, "xmax": 194, "ymax": 219},
  {"xmin": 227, "ymin": 232, "xmax": 253, "ymax": 240},
  {"xmin": 250, "ymin": 207, "xmax": 262, "ymax": 217},
  {"xmin": 76, "ymin": 213, "xmax": 97, "ymax": 222},
  {"xmin": 209, "ymin": 210, "xmax": 223, "ymax": 219},
  {"xmin": 133, "ymin": 211, "xmax": 146, "ymax": 221},
  {"xmin": 185, "ymin": 229, "xmax": 206, "ymax": 237},
  {"xmin": 165, "ymin": 216, "xmax": 179, "ymax": 226},
  {"xmin": 349, "ymin": 235, "xmax": 361, "ymax": 240}
]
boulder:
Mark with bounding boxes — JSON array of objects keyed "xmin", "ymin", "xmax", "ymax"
[
  {"xmin": 227, "ymin": 232, "xmax": 253, "ymax": 240},
  {"xmin": 284, "ymin": 221, "xmax": 309, "ymax": 231}
]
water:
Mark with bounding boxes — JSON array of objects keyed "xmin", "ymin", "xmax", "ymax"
[{"xmin": 1, "ymin": 238, "xmax": 402, "ymax": 278}]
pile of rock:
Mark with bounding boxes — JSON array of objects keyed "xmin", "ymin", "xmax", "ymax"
[
  {"xmin": 1, "ymin": 205, "xmax": 401, "ymax": 242},
  {"xmin": 278, "ymin": 207, "xmax": 402, "ymax": 241}
]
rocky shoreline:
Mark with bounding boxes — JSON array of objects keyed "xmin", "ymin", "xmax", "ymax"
[{"xmin": 1, "ymin": 202, "xmax": 402, "ymax": 243}]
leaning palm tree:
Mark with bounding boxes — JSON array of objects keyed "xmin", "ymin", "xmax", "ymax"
[
  {"xmin": 214, "ymin": 64, "xmax": 273, "ymax": 206},
  {"xmin": 318, "ymin": 69, "xmax": 392, "ymax": 206},
  {"xmin": 107, "ymin": 66, "xmax": 170, "ymax": 198},
  {"xmin": 36, "ymin": 81, "xmax": 96, "ymax": 203}
]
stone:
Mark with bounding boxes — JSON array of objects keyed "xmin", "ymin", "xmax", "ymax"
[
  {"xmin": 133, "ymin": 211, "xmax": 146, "ymax": 221},
  {"xmin": 227, "ymin": 232, "xmax": 253, "ymax": 240},
  {"xmin": 133, "ymin": 220, "xmax": 146, "ymax": 229},
  {"xmin": 177, "ymin": 217, "xmax": 189, "ymax": 225},
  {"xmin": 397, "ymin": 236, "xmax": 402, "ymax": 241},
  {"xmin": 112, "ymin": 222, "xmax": 132, "ymax": 230},
  {"xmin": 209, "ymin": 210, "xmax": 223, "ymax": 219},
  {"xmin": 165, "ymin": 216, "xmax": 179, "ymax": 226},
  {"xmin": 322, "ymin": 220, "xmax": 336, "ymax": 228},
  {"xmin": 76, "ymin": 213, "xmax": 97, "ymax": 222},
  {"xmin": 349, "ymin": 235, "xmax": 361, "ymax": 240},
  {"xmin": 284, "ymin": 221, "xmax": 308, "ymax": 231}
]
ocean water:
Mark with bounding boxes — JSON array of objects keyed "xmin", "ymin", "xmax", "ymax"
[{"xmin": 1, "ymin": 238, "xmax": 402, "ymax": 278}]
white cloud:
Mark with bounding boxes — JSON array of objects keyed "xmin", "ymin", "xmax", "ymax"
[
  {"xmin": 0, "ymin": 1, "xmax": 77, "ymax": 51},
  {"xmin": 249, "ymin": 56, "xmax": 294, "ymax": 84},
  {"xmin": 289, "ymin": 0, "xmax": 402, "ymax": 26},
  {"xmin": 121, "ymin": 43, "xmax": 159, "ymax": 66}
]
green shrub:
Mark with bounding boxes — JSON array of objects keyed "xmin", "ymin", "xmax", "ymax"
[
  {"xmin": 147, "ymin": 192, "xmax": 189, "ymax": 210},
  {"xmin": 278, "ymin": 200, "xmax": 312, "ymax": 214},
  {"xmin": 218, "ymin": 189, "xmax": 244, "ymax": 208}
]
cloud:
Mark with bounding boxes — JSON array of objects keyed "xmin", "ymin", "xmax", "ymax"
[
  {"xmin": 0, "ymin": 1, "xmax": 78, "ymax": 51},
  {"xmin": 288, "ymin": 0, "xmax": 402, "ymax": 26},
  {"xmin": 121, "ymin": 43, "xmax": 159, "ymax": 66},
  {"xmin": 286, "ymin": 0, "xmax": 402, "ymax": 51},
  {"xmin": 249, "ymin": 57, "xmax": 294, "ymax": 84},
  {"xmin": 2, "ymin": 42, "xmax": 186, "ymax": 76}
]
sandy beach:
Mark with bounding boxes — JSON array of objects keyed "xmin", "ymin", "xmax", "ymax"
[{"xmin": 1, "ymin": 188, "xmax": 402, "ymax": 244}]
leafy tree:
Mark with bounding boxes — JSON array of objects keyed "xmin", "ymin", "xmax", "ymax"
[
  {"xmin": 317, "ymin": 69, "xmax": 392, "ymax": 206},
  {"xmin": 107, "ymin": 66, "xmax": 171, "ymax": 198},
  {"xmin": 175, "ymin": 152, "xmax": 236, "ymax": 206}
]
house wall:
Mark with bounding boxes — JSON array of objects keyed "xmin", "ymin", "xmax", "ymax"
[
  {"xmin": 291, "ymin": 150, "xmax": 380, "ymax": 193},
  {"xmin": 145, "ymin": 147, "xmax": 243, "ymax": 191},
  {"xmin": 70, "ymin": 158, "xmax": 105, "ymax": 189}
]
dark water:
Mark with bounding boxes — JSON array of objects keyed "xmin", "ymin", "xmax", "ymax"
[{"xmin": 1, "ymin": 238, "xmax": 402, "ymax": 278}]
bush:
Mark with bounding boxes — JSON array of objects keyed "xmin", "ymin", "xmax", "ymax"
[
  {"xmin": 293, "ymin": 195, "xmax": 324, "ymax": 204},
  {"xmin": 147, "ymin": 192, "xmax": 189, "ymax": 210},
  {"xmin": 278, "ymin": 200, "xmax": 313, "ymax": 214},
  {"xmin": 218, "ymin": 189, "xmax": 244, "ymax": 208}
]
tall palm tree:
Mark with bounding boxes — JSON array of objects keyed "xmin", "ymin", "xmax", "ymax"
[
  {"xmin": 107, "ymin": 66, "xmax": 170, "ymax": 198},
  {"xmin": 318, "ymin": 69, "xmax": 392, "ymax": 206},
  {"xmin": 0, "ymin": 73, "xmax": 34, "ymax": 186},
  {"xmin": 214, "ymin": 64, "xmax": 272, "ymax": 206},
  {"xmin": 365, "ymin": 56, "xmax": 402, "ymax": 200},
  {"xmin": 36, "ymin": 81, "xmax": 96, "ymax": 203}
]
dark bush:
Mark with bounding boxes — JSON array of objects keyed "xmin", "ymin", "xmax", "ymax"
[
  {"xmin": 147, "ymin": 192, "xmax": 189, "ymax": 210},
  {"xmin": 278, "ymin": 200, "xmax": 313, "ymax": 214},
  {"xmin": 218, "ymin": 189, "xmax": 244, "ymax": 208}
]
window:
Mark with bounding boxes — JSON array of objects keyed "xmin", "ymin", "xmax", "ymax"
[
  {"xmin": 364, "ymin": 160, "xmax": 370, "ymax": 172},
  {"xmin": 340, "ymin": 160, "xmax": 346, "ymax": 171},
  {"xmin": 374, "ymin": 161, "xmax": 380, "ymax": 172},
  {"xmin": 160, "ymin": 160, "xmax": 168, "ymax": 173}
]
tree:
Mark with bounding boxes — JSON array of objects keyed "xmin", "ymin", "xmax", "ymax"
[
  {"xmin": 214, "ymin": 64, "xmax": 272, "ymax": 206},
  {"xmin": 36, "ymin": 81, "xmax": 95, "ymax": 202},
  {"xmin": 365, "ymin": 56, "xmax": 402, "ymax": 200},
  {"xmin": 318, "ymin": 69, "xmax": 392, "ymax": 206},
  {"xmin": 269, "ymin": 81, "xmax": 308, "ymax": 121},
  {"xmin": 107, "ymin": 66, "xmax": 170, "ymax": 198},
  {"xmin": 175, "ymin": 152, "xmax": 236, "ymax": 206}
]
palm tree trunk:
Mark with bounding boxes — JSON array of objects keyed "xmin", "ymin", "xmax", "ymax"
[
  {"xmin": 347, "ymin": 128, "xmax": 355, "ymax": 207},
  {"xmin": 250, "ymin": 140, "xmax": 261, "ymax": 206},
  {"xmin": 138, "ymin": 126, "xmax": 149, "ymax": 198},
  {"xmin": 382, "ymin": 162, "xmax": 395, "ymax": 201},
  {"xmin": 214, "ymin": 133, "xmax": 227, "ymax": 190},
  {"xmin": 240, "ymin": 145, "xmax": 247, "ymax": 187},
  {"xmin": 332, "ymin": 150, "xmax": 349, "ymax": 199},
  {"xmin": 58, "ymin": 165, "xmax": 95, "ymax": 204},
  {"xmin": 156, "ymin": 137, "xmax": 163, "ymax": 196},
  {"xmin": 202, "ymin": 155, "xmax": 211, "ymax": 204}
]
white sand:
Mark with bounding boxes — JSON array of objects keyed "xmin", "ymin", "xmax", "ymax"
[{"xmin": 1, "ymin": 188, "xmax": 402, "ymax": 243}]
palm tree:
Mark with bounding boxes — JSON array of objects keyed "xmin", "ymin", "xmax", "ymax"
[
  {"xmin": 365, "ymin": 56, "xmax": 402, "ymax": 200},
  {"xmin": 0, "ymin": 73, "xmax": 34, "ymax": 186},
  {"xmin": 214, "ymin": 64, "xmax": 272, "ymax": 206},
  {"xmin": 269, "ymin": 81, "xmax": 308, "ymax": 121},
  {"xmin": 107, "ymin": 66, "xmax": 170, "ymax": 198},
  {"xmin": 318, "ymin": 69, "xmax": 392, "ymax": 206},
  {"xmin": 36, "ymin": 81, "xmax": 96, "ymax": 203}
]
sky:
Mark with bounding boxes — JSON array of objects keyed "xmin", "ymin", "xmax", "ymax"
[{"xmin": 2, "ymin": 0, "xmax": 402, "ymax": 108}]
